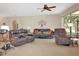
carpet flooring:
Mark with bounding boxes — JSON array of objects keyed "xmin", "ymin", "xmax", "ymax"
[{"xmin": 1, "ymin": 39, "xmax": 79, "ymax": 56}]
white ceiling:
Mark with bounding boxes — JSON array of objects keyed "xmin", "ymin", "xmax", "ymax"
[{"xmin": 0, "ymin": 3, "xmax": 75, "ymax": 16}]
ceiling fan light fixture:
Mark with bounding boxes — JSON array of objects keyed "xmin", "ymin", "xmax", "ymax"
[{"xmin": 38, "ymin": 4, "xmax": 56, "ymax": 12}]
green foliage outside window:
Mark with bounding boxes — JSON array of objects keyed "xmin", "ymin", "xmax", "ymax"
[{"xmin": 63, "ymin": 14, "xmax": 79, "ymax": 36}]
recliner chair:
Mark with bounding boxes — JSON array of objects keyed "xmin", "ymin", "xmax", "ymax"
[{"xmin": 54, "ymin": 28, "xmax": 71, "ymax": 46}]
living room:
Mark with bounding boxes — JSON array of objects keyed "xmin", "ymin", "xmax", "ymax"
[{"xmin": 0, "ymin": 3, "xmax": 79, "ymax": 56}]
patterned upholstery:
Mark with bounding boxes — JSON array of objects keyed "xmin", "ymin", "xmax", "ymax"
[
  {"xmin": 10, "ymin": 29, "xmax": 34, "ymax": 47},
  {"xmin": 33, "ymin": 29, "xmax": 53, "ymax": 39},
  {"xmin": 54, "ymin": 28, "xmax": 71, "ymax": 45}
]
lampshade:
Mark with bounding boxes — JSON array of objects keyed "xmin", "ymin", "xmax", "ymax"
[
  {"xmin": 1, "ymin": 25, "xmax": 9, "ymax": 31},
  {"xmin": 68, "ymin": 23, "xmax": 73, "ymax": 27}
]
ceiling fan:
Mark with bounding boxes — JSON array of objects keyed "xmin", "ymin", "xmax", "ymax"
[{"xmin": 38, "ymin": 4, "xmax": 56, "ymax": 12}]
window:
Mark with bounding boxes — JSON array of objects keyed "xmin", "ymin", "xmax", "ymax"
[{"xmin": 63, "ymin": 12, "xmax": 79, "ymax": 36}]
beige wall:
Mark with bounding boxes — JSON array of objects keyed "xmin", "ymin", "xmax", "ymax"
[
  {"xmin": 0, "ymin": 15, "xmax": 61, "ymax": 31},
  {"xmin": 0, "ymin": 16, "xmax": 4, "ymax": 25}
]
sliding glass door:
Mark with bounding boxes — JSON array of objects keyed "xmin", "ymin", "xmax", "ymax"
[{"xmin": 63, "ymin": 14, "xmax": 79, "ymax": 37}]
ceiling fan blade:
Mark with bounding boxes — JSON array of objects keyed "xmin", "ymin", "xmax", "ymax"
[
  {"xmin": 41, "ymin": 9, "xmax": 45, "ymax": 12},
  {"xmin": 49, "ymin": 6, "xmax": 56, "ymax": 8},
  {"xmin": 46, "ymin": 8, "xmax": 52, "ymax": 11}
]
